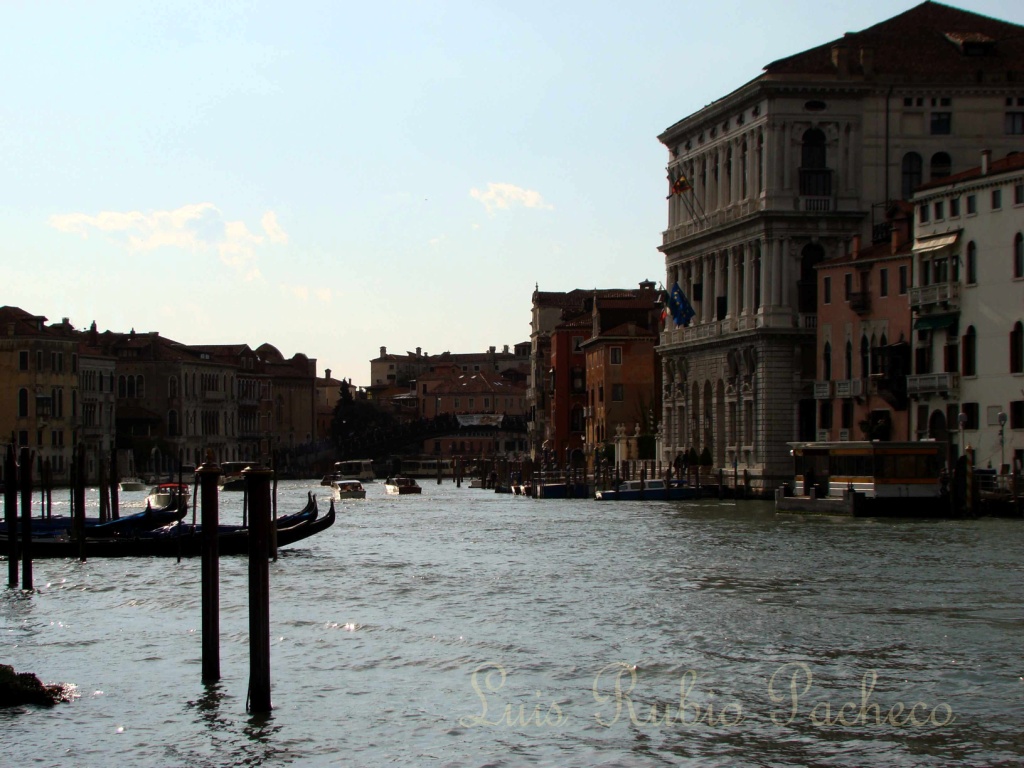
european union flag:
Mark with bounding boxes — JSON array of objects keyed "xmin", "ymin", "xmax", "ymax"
[{"xmin": 670, "ymin": 282, "xmax": 696, "ymax": 327}]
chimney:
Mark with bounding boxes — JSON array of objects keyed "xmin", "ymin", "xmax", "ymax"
[
  {"xmin": 380, "ymin": 346, "xmax": 387, "ymax": 357},
  {"xmin": 851, "ymin": 234, "xmax": 862, "ymax": 259},
  {"xmin": 859, "ymin": 46, "xmax": 874, "ymax": 76},
  {"xmin": 489, "ymin": 346, "xmax": 496, "ymax": 354},
  {"xmin": 831, "ymin": 42, "xmax": 850, "ymax": 77},
  {"xmin": 325, "ymin": 368, "xmax": 331, "ymax": 380},
  {"xmin": 503, "ymin": 345, "xmax": 509, "ymax": 354},
  {"xmin": 416, "ymin": 346, "xmax": 422, "ymax": 356},
  {"xmin": 981, "ymin": 149, "xmax": 991, "ymax": 175}
]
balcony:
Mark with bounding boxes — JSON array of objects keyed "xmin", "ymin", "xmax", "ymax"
[
  {"xmin": 816, "ymin": 429, "xmax": 830, "ymax": 442},
  {"xmin": 839, "ymin": 429, "xmax": 851, "ymax": 441},
  {"xmin": 907, "ymin": 372, "xmax": 959, "ymax": 398},
  {"xmin": 849, "ymin": 290, "xmax": 871, "ymax": 315},
  {"xmin": 910, "ymin": 281, "xmax": 960, "ymax": 313},
  {"xmin": 814, "ymin": 381, "xmax": 833, "ymax": 399},
  {"xmin": 204, "ymin": 390, "xmax": 225, "ymax": 401},
  {"xmin": 834, "ymin": 379, "xmax": 864, "ymax": 398}
]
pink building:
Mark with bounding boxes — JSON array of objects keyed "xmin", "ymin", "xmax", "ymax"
[{"xmin": 815, "ymin": 208, "xmax": 915, "ymax": 442}]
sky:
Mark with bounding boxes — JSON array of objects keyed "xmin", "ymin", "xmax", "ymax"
[{"xmin": 3, "ymin": 0, "xmax": 1021, "ymax": 386}]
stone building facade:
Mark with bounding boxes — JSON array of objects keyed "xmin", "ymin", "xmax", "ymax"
[{"xmin": 656, "ymin": 2, "xmax": 1024, "ymax": 493}]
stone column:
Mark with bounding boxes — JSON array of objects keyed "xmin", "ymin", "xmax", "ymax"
[
  {"xmin": 727, "ymin": 246, "xmax": 738, "ymax": 319},
  {"xmin": 759, "ymin": 237, "xmax": 771, "ymax": 312},
  {"xmin": 744, "ymin": 244, "xmax": 754, "ymax": 316}
]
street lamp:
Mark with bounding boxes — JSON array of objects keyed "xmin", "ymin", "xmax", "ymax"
[
  {"xmin": 998, "ymin": 411, "xmax": 1008, "ymax": 472},
  {"xmin": 958, "ymin": 411, "xmax": 968, "ymax": 458}
]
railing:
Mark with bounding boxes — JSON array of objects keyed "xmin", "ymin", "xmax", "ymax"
[
  {"xmin": 814, "ymin": 381, "xmax": 833, "ymax": 399},
  {"xmin": 799, "ymin": 313, "xmax": 818, "ymax": 330},
  {"xmin": 907, "ymin": 372, "xmax": 959, "ymax": 396},
  {"xmin": 203, "ymin": 390, "xmax": 225, "ymax": 401},
  {"xmin": 909, "ymin": 282, "xmax": 960, "ymax": 311},
  {"xmin": 801, "ymin": 196, "xmax": 833, "ymax": 212},
  {"xmin": 816, "ymin": 429, "xmax": 830, "ymax": 442},
  {"xmin": 839, "ymin": 429, "xmax": 851, "ymax": 441}
]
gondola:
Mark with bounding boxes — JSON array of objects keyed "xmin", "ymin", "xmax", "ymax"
[
  {"xmin": 0, "ymin": 495, "xmax": 334, "ymax": 559},
  {"xmin": 0, "ymin": 501, "xmax": 187, "ymax": 538}
]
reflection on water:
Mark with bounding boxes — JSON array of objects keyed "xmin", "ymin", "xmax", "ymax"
[{"xmin": 2, "ymin": 480, "xmax": 1023, "ymax": 766}]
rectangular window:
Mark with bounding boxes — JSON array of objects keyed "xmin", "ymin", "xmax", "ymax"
[
  {"xmin": 899, "ymin": 265, "xmax": 908, "ymax": 295},
  {"xmin": 992, "ymin": 189, "xmax": 1003, "ymax": 210},
  {"xmin": 823, "ymin": 276, "xmax": 831, "ymax": 304},
  {"xmin": 962, "ymin": 402, "xmax": 980, "ymax": 430},
  {"xmin": 1016, "ymin": 183, "xmax": 1024, "ymax": 205},
  {"xmin": 933, "ymin": 200, "xmax": 944, "ymax": 220},
  {"xmin": 1011, "ymin": 400, "xmax": 1024, "ymax": 429},
  {"xmin": 950, "ymin": 196, "xmax": 960, "ymax": 217},
  {"xmin": 844, "ymin": 273, "xmax": 853, "ymax": 300},
  {"xmin": 967, "ymin": 194, "xmax": 977, "ymax": 215},
  {"xmin": 610, "ymin": 347, "xmax": 622, "ymax": 365},
  {"xmin": 454, "ymin": 398, "xmax": 460, "ymax": 408},
  {"xmin": 819, "ymin": 401, "xmax": 833, "ymax": 429},
  {"xmin": 930, "ymin": 112, "xmax": 952, "ymax": 135},
  {"xmin": 36, "ymin": 350, "xmax": 43, "ymax": 370},
  {"xmin": 573, "ymin": 336, "xmax": 584, "ymax": 353},
  {"xmin": 611, "ymin": 383, "xmax": 624, "ymax": 402},
  {"xmin": 19, "ymin": 351, "xmax": 29, "ymax": 370},
  {"xmin": 841, "ymin": 400, "xmax": 854, "ymax": 429},
  {"xmin": 880, "ymin": 268, "xmax": 889, "ymax": 297},
  {"xmin": 919, "ymin": 204, "xmax": 930, "ymax": 224},
  {"xmin": 1006, "ymin": 112, "xmax": 1024, "ymax": 134}
]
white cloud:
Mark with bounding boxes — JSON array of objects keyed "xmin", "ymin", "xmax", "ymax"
[
  {"xmin": 281, "ymin": 284, "xmax": 309, "ymax": 301},
  {"xmin": 262, "ymin": 211, "xmax": 289, "ymax": 244},
  {"xmin": 49, "ymin": 203, "xmax": 287, "ymax": 276},
  {"xmin": 314, "ymin": 288, "xmax": 332, "ymax": 303},
  {"xmin": 469, "ymin": 183, "xmax": 553, "ymax": 215}
]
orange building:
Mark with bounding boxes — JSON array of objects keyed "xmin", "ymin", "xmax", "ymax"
[{"xmin": 815, "ymin": 208, "xmax": 915, "ymax": 442}]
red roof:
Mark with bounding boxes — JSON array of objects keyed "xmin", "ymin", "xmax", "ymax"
[
  {"xmin": 917, "ymin": 151, "xmax": 1024, "ymax": 192},
  {"xmin": 764, "ymin": 2, "xmax": 1024, "ymax": 79}
]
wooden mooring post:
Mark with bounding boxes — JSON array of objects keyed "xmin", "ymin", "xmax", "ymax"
[
  {"xmin": 109, "ymin": 445, "xmax": 120, "ymax": 519},
  {"xmin": 75, "ymin": 446, "xmax": 87, "ymax": 563},
  {"xmin": 245, "ymin": 467, "xmax": 273, "ymax": 713},
  {"xmin": 20, "ymin": 447, "xmax": 33, "ymax": 590},
  {"xmin": 6, "ymin": 444, "xmax": 19, "ymax": 588},
  {"xmin": 198, "ymin": 458, "xmax": 222, "ymax": 683}
]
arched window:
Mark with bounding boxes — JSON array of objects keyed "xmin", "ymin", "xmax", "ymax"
[
  {"xmin": 930, "ymin": 152, "xmax": 952, "ymax": 180},
  {"xmin": 1014, "ymin": 233, "xmax": 1024, "ymax": 279},
  {"xmin": 18, "ymin": 388, "xmax": 29, "ymax": 418},
  {"xmin": 860, "ymin": 336, "xmax": 870, "ymax": 378},
  {"xmin": 963, "ymin": 326, "xmax": 977, "ymax": 377},
  {"xmin": 966, "ymin": 241, "xmax": 977, "ymax": 284},
  {"xmin": 118, "ymin": 375, "xmax": 127, "ymax": 398},
  {"xmin": 845, "ymin": 340, "xmax": 854, "ymax": 380},
  {"xmin": 126, "ymin": 375, "xmax": 136, "ymax": 399},
  {"xmin": 1011, "ymin": 322, "xmax": 1024, "ymax": 374},
  {"xmin": 169, "ymin": 376, "xmax": 178, "ymax": 398},
  {"xmin": 823, "ymin": 342, "xmax": 832, "ymax": 380},
  {"xmin": 168, "ymin": 410, "xmax": 179, "ymax": 437},
  {"xmin": 136, "ymin": 375, "xmax": 145, "ymax": 399},
  {"xmin": 901, "ymin": 152, "xmax": 923, "ymax": 199}
]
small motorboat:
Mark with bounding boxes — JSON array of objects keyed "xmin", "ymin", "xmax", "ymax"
[
  {"xmin": 118, "ymin": 478, "xmax": 148, "ymax": 492},
  {"xmin": 331, "ymin": 479, "xmax": 367, "ymax": 500},
  {"xmin": 146, "ymin": 482, "xmax": 191, "ymax": 509},
  {"xmin": 384, "ymin": 476, "xmax": 421, "ymax": 495}
]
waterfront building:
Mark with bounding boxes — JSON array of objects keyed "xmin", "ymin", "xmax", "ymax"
[
  {"xmin": 0, "ymin": 307, "xmax": 80, "ymax": 484},
  {"xmin": 528, "ymin": 283, "xmax": 658, "ymax": 464},
  {"xmin": 369, "ymin": 344, "xmax": 529, "ymax": 391},
  {"xmin": 909, "ymin": 150, "xmax": 1024, "ymax": 471},
  {"xmin": 814, "ymin": 206, "xmax": 915, "ymax": 443},
  {"xmin": 581, "ymin": 288, "xmax": 662, "ymax": 467},
  {"xmin": 657, "ymin": 2, "xmax": 1024, "ymax": 494},
  {"xmin": 75, "ymin": 322, "xmax": 119, "ymax": 481}
]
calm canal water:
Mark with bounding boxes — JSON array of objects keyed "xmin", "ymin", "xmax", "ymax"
[{"xmin": 2, "ymin": 479, "xmax": 1023, "ymax": 767}]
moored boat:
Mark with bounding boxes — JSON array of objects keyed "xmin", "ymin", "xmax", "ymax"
[
  {"xmin": 595, "ymin": 479, "xmax": 698, "ymax": 501},
  {"xmin": 118, "ymin": 478, "xmax": 148, "ymax": 492},
  {"xmin": 147, "ymin": 482, "xmax": 191, "ymax": 509},
  {"xmin": 0, "ymin": 494, "xmax": 332, "ymax": 559},
  {"xmin": 384, "ymin": 476, "xmax": 421, "ymax": 495}
]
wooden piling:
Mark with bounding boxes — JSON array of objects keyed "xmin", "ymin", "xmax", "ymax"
[
  {"xmin": 245, "ymin": 467, "xmax": 273, "ymax": 713},
  {"xmin": 109, "ymin": 445, "xmax": 120, "ymax": 519},
  {"xmin": 271, "ymin": 453, "xmax": 278, "ymax": 562},
  {"xmin": 98, "ymin": 456, "xmax": 109, "ymax": 522},
  {"xmin": 6, "ymin": 444, "xmax": 18, "ymax": 588},
  {"xmin": 20, "ymin": 447, "xmax": 33, "ymax": 590},
  {"xmin": 75, "ymin": 447, "xmax": 87, "ymax": 562},
  {"xmin": 198, "ymin": 458, "xmax": 222, "ymax": 682}
]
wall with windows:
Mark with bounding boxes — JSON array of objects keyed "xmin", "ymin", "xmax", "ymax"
[{"xmin": 911, "ymin": 155, "xmax": 1024, "ymax": 469}]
